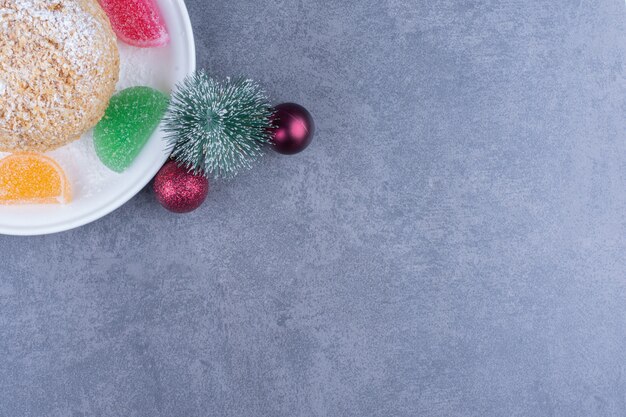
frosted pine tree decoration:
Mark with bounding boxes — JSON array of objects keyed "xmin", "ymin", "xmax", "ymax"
[{"xmin": 163, "ymin": 72, "xmax": 275, "ymax": 179}]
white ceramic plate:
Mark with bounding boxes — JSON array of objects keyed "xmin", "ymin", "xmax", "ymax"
[{"xmin": 0, "ymin": 0, "xmax": 196, "ymax": 236}]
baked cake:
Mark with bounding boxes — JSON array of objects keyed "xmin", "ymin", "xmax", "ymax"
[{"xmin": 0, "ymin": 0, "xmax": 120, "ymax": 152}]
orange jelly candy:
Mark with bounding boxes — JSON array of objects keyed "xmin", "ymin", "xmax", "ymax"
[{"xmin": 0, "ymin": 153, "xmax": 72, "ymax": 205}]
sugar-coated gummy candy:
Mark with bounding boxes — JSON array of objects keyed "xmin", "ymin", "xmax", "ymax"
[
  {"xmin": 94, "ymin": 87, "xmax": 169, "ymax": 173},
  {"xmin": 0, "ymin": 153, "xmax": 72, "ymax": 205},
  {"xmin": 98, "ymin": 0, "xmax": 170, "ymax": 48}
]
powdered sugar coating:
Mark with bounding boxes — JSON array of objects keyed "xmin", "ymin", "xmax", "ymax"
[{"xmin": 0, "ymin": 0, "xmax": 119, "ymax": 151}]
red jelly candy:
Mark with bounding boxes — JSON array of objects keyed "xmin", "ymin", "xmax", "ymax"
[{"xmin": 99, "ymin": 0, "xmax": 170, "ymax": 48}]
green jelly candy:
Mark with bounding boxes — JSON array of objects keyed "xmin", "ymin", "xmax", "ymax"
[{"xmin": 94, "ymin": 86, "xmax": 169, "ymax": 172}]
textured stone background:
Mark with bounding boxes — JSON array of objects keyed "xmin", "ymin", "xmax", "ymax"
[{"xmin": 1, "ymin": 0, "xmax": 625, "ymax": 416}]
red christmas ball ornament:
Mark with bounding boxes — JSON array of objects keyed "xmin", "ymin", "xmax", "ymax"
[
  {"xmin": 153, "ymin": 161, "xmax": 209, "ymax": 213},
  {"xmin": 270, "ymin": 103, "xmax": 315, "ymax": 155}
]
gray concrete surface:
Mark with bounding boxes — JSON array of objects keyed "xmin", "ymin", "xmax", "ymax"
[{"xmin": 1, "ymin": 0, "xmax": 625, "ymax": 416}]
